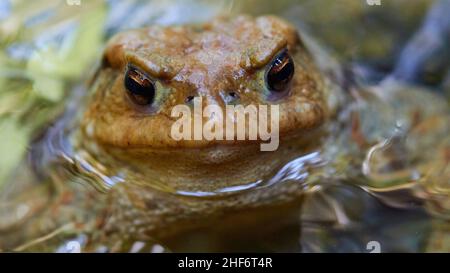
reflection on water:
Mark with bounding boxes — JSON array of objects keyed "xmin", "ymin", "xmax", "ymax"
[{"xmin": 0, "ymin": 0, "xmax": 449, "ymax": 252}]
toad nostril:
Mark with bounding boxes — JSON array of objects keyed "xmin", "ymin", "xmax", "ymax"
[
  {"xmin": 225, "ymin": 91, "xmax": 239, "ymax": 103},
  {"xmin": 219, "ymin": 90, "xmax": 240, "ymax": 104},
  {"xmin": 228, "ymin": 91, "xmax": 238, "ymax": 98},
  {"xmin": 185, "ymin": 95, "xmax": 195, "ymax": 103}
]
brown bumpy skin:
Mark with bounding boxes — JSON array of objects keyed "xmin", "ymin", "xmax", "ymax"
[{"xmin": 81, "ymin": 15, "xmax": 327, "ymax": 149}]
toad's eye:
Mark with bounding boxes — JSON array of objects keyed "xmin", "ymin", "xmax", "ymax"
[
  {"xmin": 124, "ymin": 66, "xmax": 155, "ymax": 106},
  {"xmin": 265, "ymin": 50, "xmax": 294, "ymax": 92}
]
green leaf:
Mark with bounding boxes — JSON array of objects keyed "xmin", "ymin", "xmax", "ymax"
[{"xmin": 26, "ymin": 5, "xmax": 106, "ymax": 102}]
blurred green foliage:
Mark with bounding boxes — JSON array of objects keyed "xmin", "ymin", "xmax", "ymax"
[{"xmin": 0, "ymin": 1, "xmax": 106, "ymax": 187}]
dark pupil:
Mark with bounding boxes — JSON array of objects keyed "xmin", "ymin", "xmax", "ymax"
[
  {"xmin": 266, "ymin": 52, "xmax": 294, "ymax": 92},
  {"xmin": 125, "ymin": 67, "xmax": 155, "ymax": 105}
]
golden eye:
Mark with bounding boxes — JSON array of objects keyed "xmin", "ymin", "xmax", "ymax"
[
  {"xmin": 124, "ymin": 66, "xmax": 155, "ymax": 106},
  {"xmin": 265, "ymin": 50, "xmax": 295, "ymax": 92}
]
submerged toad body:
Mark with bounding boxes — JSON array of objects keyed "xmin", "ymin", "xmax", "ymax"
[{"xmin": 63, "ymin": 15, "xmax": 334, "ymax": 249}]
